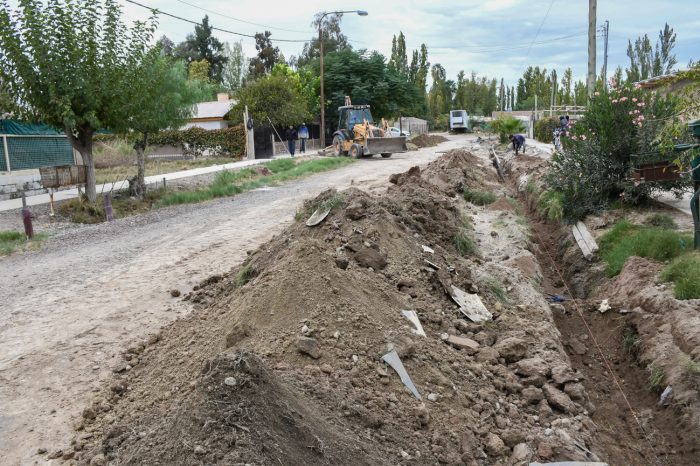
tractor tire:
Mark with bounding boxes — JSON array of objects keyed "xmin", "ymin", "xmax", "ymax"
[
  {"xmin": 380, "ymin": 153, "xmax": 392, "ymax": 158},
  {"xmin": 332, "ymin": 135, "xmax": 344, "ymax": 157},
  {"xmin": 349, "ymin": 143, "xmax": 363, "ymax": 159}
]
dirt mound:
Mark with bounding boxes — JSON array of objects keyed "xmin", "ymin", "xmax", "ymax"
[
  {"xmin": 411, "ymin": 133, "xmax": 449, "ymax": 148},
  {"xmin": 73, "ymin": 149, "xmax": 603, "ymax": 465}
]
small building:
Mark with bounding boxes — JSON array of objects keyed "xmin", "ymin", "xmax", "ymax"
[{"xmin": 182, "ymin": 93, "xmax": 236, "ymax": 130}]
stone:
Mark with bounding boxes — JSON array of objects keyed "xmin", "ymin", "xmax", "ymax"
[
  {"xmin": 345, "ymin": 200, "xmax": 366, "ymax": 220},
  {"xmin": 542, "ymin": 384, "xmax": 577, "ymax": 414},
  {"xmin": 194, "ymin": 445, "xmax": 206, "ymax": 455},
  {"xmin": 335, "ymin": 257, "xmax": 349, "ymax": 270},
  {"xmin": 320, "ymin": 364, "xmax": 333, "ymax": 374},
  {"xmin": 37, "ymin": 448, "xmax": 47, "ymax": 455},
  {"xmin": 296, "ymin": 337, "xmax": 321, "ymax": 359},
  {"xmin": 484, "ymin": 433, "xmax": 507, "ymax": 456},
  {"xmin": 110, "ymin": 382, "xmax": 127, "ymax": 394},
  {"xmin": 549, "ymin": 303, "xmax": 566, "ymax": 314},
  {"xmin": 354, "ymin": 247, "xmax": 387, "ymax": 270},
  {"xmin": 90, "ymin": 453, "xmax": 107, "ymax": 465},
  {"xmin": 501, "ymin": 429, "xmax": 527, "ymax": 447},
  {"xmin": 427, "ymin": 393, "xmax": 440, "ymax": 402},
  {"xmin": 82, "ymin": 407, "xmax": 97, "ymax": 420},
  {"xmin": 522, "ymin": 386, "xmax": 544, "ymax": 404},
  {"xmin": 568, "ymin": 337, "xmax": 587, "ymax": 355},
  {"xmin": 169, "ymin": 289, "xmax": 181, "ymax": 297},
  {"xmin": 446, "ymin": 335, "xmax": 480, "ymax": 354},
  {"xmin": 511, "ymin": 443, "xmax": 531, "ymax": 463},
  {"xmin": 475, "ymin": 346, "xmax": 499, "ymax": 363},
  {"xmin": 551, "ymin": 364, "xmax": 578, "ymax": 385},
  {"xmin": 564, "ymin": 382, "xmax": 586, "ymax": 401},
  {"xmin": 224, "ymin": 377, "xmax": 237, "ymax": 386},
  {"xmin": 515, "ymin": 357, "xmax": 550, "ymax": 378},
  {"xmin": 493, "ymin": 337, "xmax": 527, "ymax": 362},
  {"xmin": 47, "ymin": 450, "xmax": 63, "ymax": 459},
  {"xmin": 537, "ymin": 441, "xmax": 553, "ymax": 460}
]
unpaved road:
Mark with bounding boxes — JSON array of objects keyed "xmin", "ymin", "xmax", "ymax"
[{"xmin": 0, "ymin": 134, "xmax": 472, "ymax": 465}]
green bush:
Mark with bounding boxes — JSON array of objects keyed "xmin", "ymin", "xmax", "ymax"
[
  {"xmin": 489, "ymin": 116, "xmax": 526, "ymax": 143},
  {"xmin": 463, "ymin": 188, "xmax": 496, "ymax": 206},
  {"xmin": 661, "ymin": 253, "xmax": 700, "ymax": 299},
  {"xmin": 454, "ymin": 230, "xmax": 476, "ymax": 256},
  {"xmin": 599, "ymin": 221, "xmax": 692, "ymax": 276},
  {"xmin": 534, "ymin": 117, "xmax": 560, "ymax": 143},
  {"xmin": 644, "ymin": 213, "xmax": 676, "ymax": 229},
  {"xmin": 537, "ymin": 190, "xmax": 564, "ymax": 221}
]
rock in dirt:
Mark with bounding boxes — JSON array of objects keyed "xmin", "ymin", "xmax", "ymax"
[
  {"xmin": 568, "ymin": 337, "xmax": 588, "ymax": 355},
  {"xmin": 551, "ymin": 364, "xmax": 578, "ymax": 385},
  {"xmin": 169, "ymin": 289, "xmax": 181, "ymax": 297},
  {"xmin": 475, "ymin": 346, "xmax": 500, "ymax": 363},
  {"xmin": 445, "ymin": 335, "xmax": 480, "ymax": 354},
  {"xmin": 484, "ymin": 432, "xmax": 507, "ymax": 456},
  {"xmin": 89, "ymin": 453, "xmax": 106, "ymax": 465},
  {"xmin": 564, "ymin": 382, "xmax": 586, "ymax": 401},
  {"xmin": 501, "ymin": 429, "xmax": 527, "ymax": 447},
  {"xmin": 493, "ymin": 337, "xmax": 528, "ymax": 362},
  {"xmin": 542, "ymin": 384, "xmax": 577, "ymax": 413},
  {"xmin": 515, "ymin": 357, "xmax": 550, "ymax": 378},
  {"xmin": 345, "ymin": 200, "xmax": 366, "ymax": 220},
  {"xmin": 296, "ymin": 337, "xmax": 321, "ymax": 359},
  {"xmin": 522, "ymin": 386, "xmax": 544, "ymax": 404},
  {"xmin": 353, "ymin": 247, "xmax": 387, "ymax": 270}
]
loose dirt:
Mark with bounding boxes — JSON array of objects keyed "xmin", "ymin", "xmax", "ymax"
[{"xmin": 411, "ymin": 134, "xmax": 449, "ymax": 148}]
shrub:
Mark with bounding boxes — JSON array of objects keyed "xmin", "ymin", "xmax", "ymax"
[
  {"xmin": 489, "ymin": 116, "xmax": 526, "ymax": 143},
  {"xmin": 660, "ymin": 253, "xmax": 700, "ymax": 299},
  {"xmin": 463, "ymin": 188, "xmax": 496, "ymax": 206},
  {"xmin": 534, "ymin": 117, "xmax": 560, "ymax": 143},
  {"xmin": 454, "ymin": 230, "xmax": 476, "ymax": 256},
  {"xmin": 644, "ymin": 213, "xmax": 676, "ymax": 229},
  {"xmin": 537, "ymin": 190, "xmax": 564, "ymax": 221}
]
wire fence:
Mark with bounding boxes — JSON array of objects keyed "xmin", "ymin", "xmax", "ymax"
[{"xmin": 1, "ymin": 134, "xmax": 75, "ymax": 172}]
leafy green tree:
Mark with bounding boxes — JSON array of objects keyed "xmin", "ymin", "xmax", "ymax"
[
  {"xmin": 296, "ymin": 13, "xmax": 350, "ymax": 68},
  {"xmin": 231, "ymin": 71, "xmax": 311, "ymax": 128},
  {"xmin": 188, "ymin": 59, "xmax": 211, "ymax": 83},
  {"xmin": 157, "ymin": 35, "xmax": 174, "ymax": 57},
  {"xmin": 174, "ymin": 15, "xmax": 227, "ymax": 83},
  {"xmin": 626, "ymin": 23, "xmax": 677, "ymax": 82},
  {"xmin": 0, "ymin": 0, "xmax": 156, "ymax": 202},
  {"xmin": 388, "ymin": 32, "xmax": 408, "ymax": 77},
  {"xmin": 559, "ymin": 68, "xmax": 573, "ymax": 105},
  {"xmin": 249, "ymin": 31, "xmax": 282, "ymax": 79},
  {"xmin": 222, "ymin": 41, "xmax": 247, "ymax": 93},
  {"xmin": 115, "ymin": 59, "xmax": 205, "ymax": 196}
]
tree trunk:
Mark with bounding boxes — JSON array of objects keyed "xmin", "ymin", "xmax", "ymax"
[
  {"xmin": 134, "ymin": 132, "xmax": 148, "ymax": 198},
  {"xmin": 65, "ymin": 126, "xmax": 97, "ymax": 202}
]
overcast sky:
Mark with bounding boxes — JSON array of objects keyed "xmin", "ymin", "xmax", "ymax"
[{"xmin": 121, "ymin": 0, "xmax": 699, "ymax": 86}]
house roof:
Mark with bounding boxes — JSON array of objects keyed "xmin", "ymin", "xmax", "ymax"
[
  {"xmin": 636, "ymin": 69, "xmax": 690, "ymax": 89},
  {"xmin": 192, "ymin": 100, "xmax": 234, "ymax": 120}
]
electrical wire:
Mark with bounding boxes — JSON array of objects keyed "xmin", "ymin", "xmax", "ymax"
[
  {"xmin": 434, "ymin": 29, "xmax": 590, "ymax": 50},
  {"xmin": 123, "ymin": 0, "xmax": 308, "ymax": 42},
  {"xmin": 525, "ymin": 0, "xmax": 557, "ymax": 60}
]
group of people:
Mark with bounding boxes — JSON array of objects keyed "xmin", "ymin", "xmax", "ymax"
[
  {"xmin": 284, "ymin": 123, "xmax": 310, "ymax": 157},
  {"xmin": 508, "ymin": 115, "xmax": 571, "ymax": 155}
]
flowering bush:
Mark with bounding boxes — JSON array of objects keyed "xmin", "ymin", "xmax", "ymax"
[{"xmin": 545, "ymin": 81, "xmax": 687, "ymax": 221}]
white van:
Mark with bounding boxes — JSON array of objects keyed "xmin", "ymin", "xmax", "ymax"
[{"xmin": 449, "ymin": 110, "xmax": 469, "ymax": 132}]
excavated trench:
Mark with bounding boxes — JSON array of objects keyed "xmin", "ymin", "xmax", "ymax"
[{"xmin": 509, "ymin": 155, "xmax": 700, "ymax": 466}]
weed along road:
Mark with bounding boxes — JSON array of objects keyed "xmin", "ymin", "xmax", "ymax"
[{"xmin": 0, "ymin": 134, "xmax": 469, "ymax": 464}]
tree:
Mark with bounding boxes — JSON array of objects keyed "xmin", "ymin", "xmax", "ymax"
[
  {"xmin": 115, "ymin": 58, "xmax": 205, "ymax": 196},
  {"xmin": 249, "ymin": 31, "xmax": 281, "ymax": 79},
  {"xmin": 222, "ymin": 41, "xmax": 247, "ymax": 93},
  {"xmin": 626, "ymin": 23, "xmax": 677, "ymax": 82},
  {"xmin": 174, "ymin": 16, "xmax": 227, "ymax": 83},
  {"xmin": 188, "ymin": 60, "xmax": 210, "ymax": 83},
  {"xmin": 0, "ymin": 0, "xmax": 156, "ymax": 202},
  {"xmin": 157, "ymin": 35, "xmax": 174, "ymax": 57},
  {"xmin": 388, "ymin": 32, "xmax": 408, "ymax": 77},
  {"xmin": 231, "ymin": 71, "xmax": 311, "ymax": 127},
  {"xmin": 296, "ymin": 13, "xmax": 350, "ymax": 68}
]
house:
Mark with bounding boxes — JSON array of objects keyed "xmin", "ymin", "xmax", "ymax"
[{"xmin": 183, "ymin": 93, "xmax": 236, "ymax": 130}]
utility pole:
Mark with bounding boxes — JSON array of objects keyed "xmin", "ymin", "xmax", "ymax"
[
  {"xmin": 319, "ymin": 25, "xmax": 325, "ymax": 149},
  {"xmin": 603, "ymin": 20, "xmax": 609, "ymax": 90},
  {"xmin": 587, "ymin": 0, "xmax": 597, "ymax": 98}
]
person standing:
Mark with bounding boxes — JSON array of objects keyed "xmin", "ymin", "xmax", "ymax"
[
  {"xmin": 285, "ymin": 125, "xmax": 297, "ymax": 156},
  {"xmin": 298, "ymin": 122, "xmax": 309, "ymax": 154}
]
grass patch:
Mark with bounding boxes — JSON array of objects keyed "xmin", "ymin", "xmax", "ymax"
[
  {"xmin": 236, "ymin": 264, "xmax": 254, "ymax": 287},
  {"xmin": 159, "ymin": 157, "xmax": 354, "ymax": 207},
  {"xmin": 599, "ymin": 220, "xmax": 693, "ymax": 277},
  {"xmin": 647, "ymin": 363, "xmax": 664, "ymax": 392},
  {"xmin": 622, "ymin": 326, "xmax": 640, "ymax": 357},
  {"xmin": 58, "ymin": 189, "xmax": 168, "ymax": 224},
  {"xmin": 506, "ymin": 197, "xmax": 524, "ymax": 216},
  {"xmin": 95, "ymin": 156, "xmax": 238, "ymax": 185},
  {"xmin": 0, "ymin": 230, "xmax": 47, "ymax": 255},
  {"xmin": 644, "ymin": 213, "xmax": 676, "ymax": 229},
  {"xmin": 463, "ymin": 188, "xmax": 497, "ymax": 206},
  {"xmin": 660, "ymin": 253, "xmax": 700, "ymax": 299},
  {"xmin": 484, "ymin": 277, "xmax": 509, "ymax": 303},
  {"xmin": 453, "ymin": 216, "xmax": 477, "ymax": 256}
]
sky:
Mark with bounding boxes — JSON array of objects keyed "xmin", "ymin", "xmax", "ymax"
[{"xmin": 119, "ymin": 0, "xmax": 700, "ymax": 87}]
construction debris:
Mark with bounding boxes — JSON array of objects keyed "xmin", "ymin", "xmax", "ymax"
[
  {"xmin": 450, "ymin": 285, "xmax": 492, "ymax": 323},
  {"xmin": 572, "ymin": 221, "xmax": 599, "ymax": 261},
  {"xmin": 381, "ymin": 348, "xmax": 421, "ymax": 400},
  {"xmin": 400, "ymin": 310, "xmax": 426, "ymax": 337},
  {"xmin": 305, "ymin": 207, "xmax": 331, "ymax": 226}
]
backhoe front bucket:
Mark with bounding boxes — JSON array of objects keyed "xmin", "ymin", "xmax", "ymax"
[{"xmin": 364, "ymin": 136, "xmax": 407, "ymax": 155}]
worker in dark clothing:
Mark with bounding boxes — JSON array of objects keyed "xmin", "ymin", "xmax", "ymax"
[
  {"xmin": 509, "ymin": 134, "xmax": 526, "ymax": 155},
  {"xmin": 298, "ymin": 122, "xmax": 309, "ymax": 154},
  {"xmin": 285, "ymin": 125, "xmax": 297, "ymax": 156}
]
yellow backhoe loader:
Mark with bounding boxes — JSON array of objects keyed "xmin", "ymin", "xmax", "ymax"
[{"xmin": 331, "ymin": 97, "xmax": 407, "ymax": 158}]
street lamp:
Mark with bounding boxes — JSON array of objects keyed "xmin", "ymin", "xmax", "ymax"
[{"xmin": 318, "ymin": 10, "xmax": 368, "ymax": 149}]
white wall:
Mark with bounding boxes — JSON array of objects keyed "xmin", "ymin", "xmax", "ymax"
[{"xmin": 183, "ymin": 120, "xmax": 229, "ymax": 131}]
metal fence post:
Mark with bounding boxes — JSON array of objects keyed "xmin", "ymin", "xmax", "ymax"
[
  {"xmin": 162, "ymin": 177, "xmax": 166, "ymax": 189},
  {"xmin": 3, "ymin": 135, "xmax": 10, "ymax": 173}
]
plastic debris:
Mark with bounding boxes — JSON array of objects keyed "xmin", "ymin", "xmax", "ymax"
[
  {"xmin": 306, "ymin": 207, "xmax": 331, "ymax": 227},
  {"xmin": 381, "ymin": 348, "xmax": 421, "ymax": 400},
  {"xmin": 598, "ymin": 299, "xmax": 611, "ymax": 313},
  {"xmin": 450, "ymin": 286, "xmax": 492, "ymax": 323},
  {"xmin": 401, "ymin": 310, "xmax": 426, "ymax": 337},
  {"xmin": 424, "ymin": 259, "xmax": 441, "ymax": 270},
  {"xmin": 547, "ymin": 294, "xmax": 566, "ymax": 303},
  {"xmin": 421, "ymin": 245, "xmax": 434, "ymax": 254},
  {"xmin": 659, "ymin": 385, "xmax": 673, "ymax": 407}
]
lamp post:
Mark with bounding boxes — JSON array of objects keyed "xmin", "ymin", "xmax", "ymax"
[{"xmin": 318, "ymin": 10, "xmax": 367, "ymax": 149}]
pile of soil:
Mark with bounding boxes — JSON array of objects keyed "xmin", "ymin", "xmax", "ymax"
[
  {"xmin": 411, "ymin": 134, "xmax": 449, "ymax": 148},
  {"xmin": 71, "ymin": 149, "xmax": 603, "ymax": 465}
]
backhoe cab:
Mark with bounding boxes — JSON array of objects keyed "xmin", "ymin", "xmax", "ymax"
[{"xmin": 331, "ymin": 97, "xmax": 407, "ymax": 159}]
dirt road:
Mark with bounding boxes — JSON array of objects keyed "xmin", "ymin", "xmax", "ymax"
[{"xmin": 0, "ymin": 134, "xmax": 471, "ymax": 465}]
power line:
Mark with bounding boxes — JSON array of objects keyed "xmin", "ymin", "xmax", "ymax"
[
  {"xmin": 430, "ymin": 32, "xmax": 604, "ymax": 55},
  {"xmin": 525, "ymin": 0, "xmax": 557, "ymax": 60},
  {"xmin": 434, "ymin": 29, "xmax": 589, "ymax": 50},
  {"xmin": 123, "ymin": 0, "xmax": 308, "ymax": 42},
  {"xmin": 171, "ymin": 0, "xmax": 310, "ymax": 34}
]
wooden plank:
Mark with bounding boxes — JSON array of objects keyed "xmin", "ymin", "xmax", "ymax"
[{"xmin": 575, "ymin": 221, "xmax": 599, "ymax": 253}]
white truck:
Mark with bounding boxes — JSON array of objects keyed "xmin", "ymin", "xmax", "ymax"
[{"xmin": 449, "ymin": 110, "xmax": 469, "ymax": 132}]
